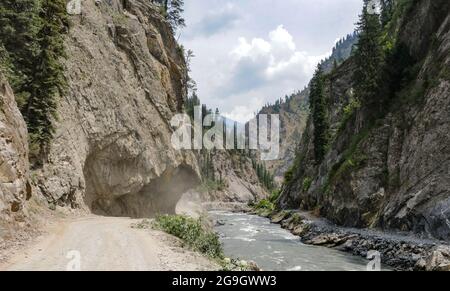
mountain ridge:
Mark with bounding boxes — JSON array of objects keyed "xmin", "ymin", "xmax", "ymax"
[{"xmin": 278, "ymin": 0, "xmax": 450, "ymax": 241}]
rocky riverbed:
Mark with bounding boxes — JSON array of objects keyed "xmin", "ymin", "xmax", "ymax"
[{"xmin": 254, "ymin": 210, "xmax": 450, "ymax": 271}]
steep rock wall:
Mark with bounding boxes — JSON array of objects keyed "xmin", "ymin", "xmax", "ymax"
[
  {"xmin": 200, "ymin": 150, "xmax": 268, "ymax": 204},
  {"xmin": 259, "ymin": 34, "xmax": 357, "ymax": 181},
  {"xmin": 0, "ymin": 73, "xmax": 30, "ymax": 234},
  {"xmin": 279, "ymin": 0, "xmax": 450, "ymax": 241},
  {"xmin": 259, "ymin": 90, "xmax": 309, "ymax": 181},
  {"xmin": 34, "ymin": 0, "xmax": 199, "ymax": 217}
]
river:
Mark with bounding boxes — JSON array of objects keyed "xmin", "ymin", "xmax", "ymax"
[{"xmin": 210, "ymin": 211, "xmax": 370, "ymax": 271}]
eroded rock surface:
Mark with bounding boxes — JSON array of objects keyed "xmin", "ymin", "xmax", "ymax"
[
  {"xmin": 198, "ymin": 150, "xmax": 268, "ymax": 206},
  {"xmin": 0, "ymin": 74, "xmax": 30, "ymax": 218},
  {"xmin": 425, "ymin": 246, "xmax": 450, "ymax": 271},
  {"xmin": 34, "ymin": 0, "xmax": 199, "ymax": 217},
  {"xmin": 0, "ymin": 73, "xmax": 30, "ymax": 233},
  {"xmin": 279, "ymin": 0, "xmax": 450, "ymax": 241}
]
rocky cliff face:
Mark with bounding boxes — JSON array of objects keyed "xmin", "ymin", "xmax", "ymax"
[
  {"xmin": 33, "ymin": 0, "xmax": 200, "ymax": 217},
  {"xmin": 176, "ymin": 150, "xmax": 269, "ymax": 216},
  {"xmin": 260, "ymin": 34, "xmax": 357, "ymax": 181},
  {"xmin": 258, "ymin": 90, "xmax": 309, "ymax": 181},
  {"xmin": 279, "ymin": 0, "xmax": 450, "ymax": 241},
  {"xmin": 201, "ymin": 150, "xmax": 268, "ymax": 205},
  {"xmin": 0, "ymin": 73, "xmax": 30, "ymax": 233}
]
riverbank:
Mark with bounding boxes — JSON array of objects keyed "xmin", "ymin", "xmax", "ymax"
[{"xmin": 253, "ymin": 209, "xmax": 450, "ymax": 271}]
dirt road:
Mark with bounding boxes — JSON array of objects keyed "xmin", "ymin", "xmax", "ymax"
[{"xmin": 0, "ymin": 216, "xmax": 218, "ymax": 271}]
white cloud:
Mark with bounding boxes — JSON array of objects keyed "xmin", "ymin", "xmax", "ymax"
[
  {"xmin": 230, "ymin": 25, "xmax": 329, "ymax": 83},
  {"xmin": 266, "ymin": 50, "xmax": 330, "ymax": 80},
  {"xmin": 269, "ymin": 25, "xmax": 296, "ymax": 50},
  {"xmin": 269, "ymin": 25, "xmax": 296, "ymax": 61},
  {"xmin": 218, "ymin": 25, "xmax": 330, "ymax": 110},
  {"xmin": 180, "ymin": 0, "xmax": 362, "ymax": 123}
]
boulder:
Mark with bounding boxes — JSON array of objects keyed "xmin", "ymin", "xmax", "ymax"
[{"xmin": 425, "ymin": 246, "xmax": 450, "ymax": 271}]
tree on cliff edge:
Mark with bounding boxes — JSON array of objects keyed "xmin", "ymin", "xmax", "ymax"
[
  {"xmin": 310, "ymin": 65, "xmax": 329, "ymax": 164},
  {"xmin": 0, "ymin": 0, "xmax": 40, "ymax": 108},
  {"xmin": 353, "ymin": 0, "xmax": 384, "ymax": 108},
  {"xmin": 157, "ymin": 0, "xmax": 185, "ymax": 30},
  {"xmin": 25, "ymin": 0, "xmax": 67, "ymax": 160}
]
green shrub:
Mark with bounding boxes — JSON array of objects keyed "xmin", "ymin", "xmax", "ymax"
[
  {"xmin": 338, "ymin": 98, "xmax": 361, "ymax": 133},
  {"xmin": 284, "ymin": 151, "xmax": 305, "ymax": 184},
  {"xmin": 333, "ymin": 154, "xmax": 367, "ymax": 181},
  {"xmin": 252, "ymin": 199, "xmax": 276, "ymax": 217},
  {"xmin": 269, "ymin": 190, "xmax": 281, "ymax": 203},
  {"xmin": 153, "ymin": 215, "xmax": 224, "ymax": 259},
  {"xmin": 290, "ymin": 213, "xmax": 303, "ymax": 225},
  {"xmin": 328, "ymin": 126, "xmax": 371, "ymax": 185},
  {"xmin": 302, "ymin": 177, "xmax": 312, "ymax": 192},
  {"xmin": 284, "ymin": 167, "xmax": 294, "ymax": 184},
  {"xmin": 254, "ymin": 199, "xmax": 275, "ymax": 212}
]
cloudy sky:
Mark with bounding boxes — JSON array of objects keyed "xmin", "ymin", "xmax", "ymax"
[{"xmin": 180, "ymin": 0, "xmax": 363, "ymax": 122}]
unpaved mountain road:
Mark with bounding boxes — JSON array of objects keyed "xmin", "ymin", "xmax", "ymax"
[{"xmin": 0, "ymin": 216, "xmax": 218, "ymax": 271}]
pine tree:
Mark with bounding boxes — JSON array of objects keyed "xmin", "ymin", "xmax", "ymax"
[
  {"xmin": 25, "ymin": 0, "xmax": 68, "ymax": 159},
  {"xmin": 353, "ymin": 0, "xmax": 384, "ymax": 108},
  {"xmin": 0, "ymin": 44, "xmax": 13, "ymax": 78},
  {"xmin": 0, "ymin": 0, "xmax": 40, "ymax": 108},
  {"xmin": 0, "ymin": 0, "xmax": 68, "ymax": 163},
  {"xmin": 185, "ymin": 91, "xmax": 200, "ymax": 119},
  {"xmin": 253, "ymin": 161, "xmax": 274, "ymax": 190},
  {"xmin": 380, "ymin": 0, "xmax": 394, "ymax": 27},
  {"xmin": 185, "ymin": 49, "xmax": 197, "ymax": 94},
  {"xmin": 310, "ymin": 65, "xmax": 329, "ymax": 164},
  {"xmin": 160, "ymin": 0, "xmax": 185, "ymax": 30},
  {"xmin": 202, "ymin": 152, "xmax": 216, "ymax": 181}
]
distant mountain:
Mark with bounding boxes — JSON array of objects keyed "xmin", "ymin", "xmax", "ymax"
[
  {"xmin": 321, "ymin": 32, "xmax": 358, "ymax": 73},
  {"xmin": 257, "ymin": 31, "xmax": 358, "ymax": 180}
]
